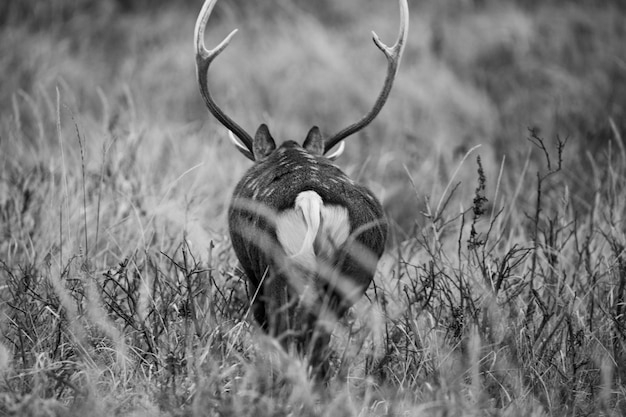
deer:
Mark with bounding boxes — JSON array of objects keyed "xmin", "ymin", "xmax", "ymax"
[{"xmin": 194, "ymin": 0, "xmax": 408, "ymax": 373}]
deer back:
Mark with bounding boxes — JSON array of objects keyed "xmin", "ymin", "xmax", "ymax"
[{"xmin": 228, "ymin": 141, "xmax": 387, "ymax": 316}]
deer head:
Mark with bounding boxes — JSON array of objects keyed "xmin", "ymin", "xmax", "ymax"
[{"xmin": 195, "ymin": 0, "xmax": 408, "ymax": 370}]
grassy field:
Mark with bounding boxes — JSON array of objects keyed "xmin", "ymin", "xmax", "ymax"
[{"xmin": 1, "ymin": 0, "xmax": 626, "ymax": 415}]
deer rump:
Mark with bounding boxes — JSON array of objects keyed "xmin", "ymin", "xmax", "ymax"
[{"xmin": 228, "ymin": 145, "xmax": 386, "ymax": 341}]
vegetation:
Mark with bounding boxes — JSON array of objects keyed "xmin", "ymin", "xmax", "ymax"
[{"xmin": 1, "ymin": 0, "xmax": 625, "ymax": 415}]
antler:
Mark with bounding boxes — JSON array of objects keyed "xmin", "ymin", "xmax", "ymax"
[
  {"xmin": 195, "ymin": 0, "xmax": 408, "ymax": 160},
  {"xmin": 195, "ymin": 0, "xmax": 255, "ymax": 161},
  {"xmin": 323, "ymin": 0, "xmax": 409, "ymax": 155}
]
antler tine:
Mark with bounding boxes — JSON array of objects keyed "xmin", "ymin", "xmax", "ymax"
[
  {"xmin": 324, "ymin": 0, "xmax": 409, "ymax": 154},
  {"xmin": 195, "ymin": 0, "xmax": 255, "ymax": 161}
]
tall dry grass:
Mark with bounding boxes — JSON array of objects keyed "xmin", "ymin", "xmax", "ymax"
[{"xmin": 1, "ymin": 0, "xmax": 625, "ymax": 415}]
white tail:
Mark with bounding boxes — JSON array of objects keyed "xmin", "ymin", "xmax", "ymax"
[{"xmin": 276, "ymin": 191, "xmax": 349, "ymax": 271}]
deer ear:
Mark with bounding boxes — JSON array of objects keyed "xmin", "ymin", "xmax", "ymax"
[
  {"xmin": 253, "ymin": 124, "xmax": 276, "ymax": 160},
  {"xmin": 302, "ymin": 126, "xmax": 324, "ymax": 155}
]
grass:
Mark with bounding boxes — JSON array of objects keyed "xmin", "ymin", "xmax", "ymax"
[{"xmin": 1, "ymin": 0, "xmax": 626, "ymax": 415}]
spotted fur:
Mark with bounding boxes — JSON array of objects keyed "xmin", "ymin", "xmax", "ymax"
[{"xmin": 229, "ymin": 133, "xmax": 387, "ymax": 358}]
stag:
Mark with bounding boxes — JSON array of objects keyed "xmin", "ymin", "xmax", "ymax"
[{"xmin": 195, "ymin": 0, "xmax": 408, "ymax": 371}]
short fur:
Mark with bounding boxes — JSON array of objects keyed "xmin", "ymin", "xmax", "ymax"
[{"xmin": 228, "ymin": 140, "xmax": 387, "ymax": 356}]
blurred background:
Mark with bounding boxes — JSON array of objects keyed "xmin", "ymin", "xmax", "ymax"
[{"xmin": 1, "ymin": 0, "xmax": 625, "ymax": 252}]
